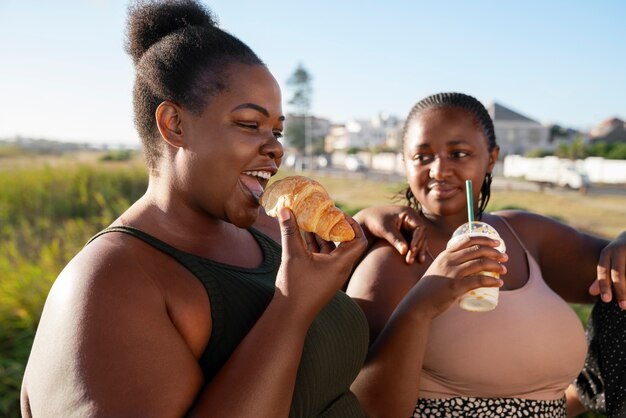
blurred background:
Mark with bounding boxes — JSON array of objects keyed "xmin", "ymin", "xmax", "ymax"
[{"xmin": 1, "ymin": 1, "xmax": 625, "ymax": 417}]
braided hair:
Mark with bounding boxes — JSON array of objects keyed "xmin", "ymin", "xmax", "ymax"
[
  {"xmin": 401, "ymin": 92, "xmax": 497, "ymax": 218},
  {"xmin": 125, "ymin": 0, "xmax": 264, "ymax": 170}
]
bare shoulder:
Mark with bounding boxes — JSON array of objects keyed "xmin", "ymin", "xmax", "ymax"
[
  {"xmin": 491, "ymin": 209, "xmax": 607, "ymax": 301},
  {"xmin": 23, "ymin": 233, "xmax": 206, "ymax": 417},
  {"xmin": 349, "ymin": 241, "xmax": 423, "ymax": 296},
  {"xmin": 347, "ymin": 241, "xmax": 425, "ymax": 341},
  {"xmin": 491, "ymin": 209, "xmax": 606, "ymax": 249},
  {"xmin": 491, "ymin": 209, "xmax": 554, "ymax": 229},
  {"xmin": 490, "ymin": 209, "xmax": 568, "ymax": 251}
]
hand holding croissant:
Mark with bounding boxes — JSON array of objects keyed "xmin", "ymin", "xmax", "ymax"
[{"xmin": 260, "ymin": 176, "xmax": 355, "ymax": 242}]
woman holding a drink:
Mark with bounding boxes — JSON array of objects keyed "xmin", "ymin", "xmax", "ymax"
[{"xmin": 347, "ymin": 92, "xmax": 626, "ymax": 417}]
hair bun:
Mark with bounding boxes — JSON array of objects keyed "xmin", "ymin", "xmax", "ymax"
[{"xmin": 125, "ymin": 0, "xmax": 217, "ymax": 64}]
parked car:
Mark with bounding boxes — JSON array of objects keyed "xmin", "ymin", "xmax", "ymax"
[
  {"xmin": 344, "ymin": 155, "xmax": 367, "ymax": 172},
  {"xmin": 525, "ymin": 165, "xmax": 591, "ymax": 190}
]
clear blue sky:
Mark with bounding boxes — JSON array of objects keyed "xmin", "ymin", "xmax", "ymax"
[{"xmin": 1, "ymin": 0, "xmax": 625, "ymax": 146}]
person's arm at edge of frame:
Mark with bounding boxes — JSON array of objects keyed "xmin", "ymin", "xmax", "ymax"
[
  {"xmin": 565, "ymin": 383, "xmax": 587, "ymax": 417},
  {"xmin": 496, "ymin": 210, "xmax": 625, "ymax": 307}
]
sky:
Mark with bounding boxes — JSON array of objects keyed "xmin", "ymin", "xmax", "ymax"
[{"xmin": 1, "ymin": 0, "xmax": 625, "ymax": 147}]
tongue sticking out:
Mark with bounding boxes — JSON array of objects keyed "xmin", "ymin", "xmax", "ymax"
[{"xmin": 241, "ymin": 175, "xmax": 264, "ymax": 202}]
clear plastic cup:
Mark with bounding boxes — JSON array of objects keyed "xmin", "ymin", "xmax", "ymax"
[{"xmin": 447, "ymin": 221, "xmax": 506, "ymax": 312}]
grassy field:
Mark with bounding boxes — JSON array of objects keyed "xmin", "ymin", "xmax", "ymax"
[
  {"xmin": 1, "ymin": 152, "xmax": 623, "ymax": 417},
  {"xmin": 282, "ymin": 168, "xmax": 625, "ymax": 239}
]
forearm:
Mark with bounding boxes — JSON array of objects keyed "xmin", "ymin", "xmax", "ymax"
[
  {"xmin": 352, "ymin": 299, "xmax": 432, "ymax": 418},
  {"xmin": 188, "ymin": 294, "xmax": 311, "ymax": 418},
  {"xmin": 565, "ymin": 383, "xmax": 586, "ymax": 417}
]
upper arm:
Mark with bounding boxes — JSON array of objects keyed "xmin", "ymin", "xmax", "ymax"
[
  {"xmin": 498, "ymin": 210, "xmax": 608, "ymax": 303},
  {"xmin": 346, "ymin": 242, "xmax": 421, "ymax": 343},
  {"xmin": 24, "ymin": 241, "xmax": 205, "ymax": 417}
]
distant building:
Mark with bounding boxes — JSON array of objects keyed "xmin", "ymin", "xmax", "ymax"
[
  {"xmin": 548, "ymin": 124, "xmax": 588, "ymax": 148},
  {"xmin": 324, "ymin": 113, "xmax": 403, "ymax": 152},
  {"xmin": 282, "ymin": 114, "xmax": 331, "ymax": 152},
  {"xmin": 589, "ymin": 117, "xmax": 626, "ymax": 143},
  {"xmin": 487, "ymin": 102, "xmax": 551, "ymax": 157}
]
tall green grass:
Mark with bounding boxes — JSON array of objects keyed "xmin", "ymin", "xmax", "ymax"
[{"xmin": 0, "ymin": 160, "xmax": 147, "ymax": 417}]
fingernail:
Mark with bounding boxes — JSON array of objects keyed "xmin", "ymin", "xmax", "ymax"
[
  {"xmin": 278, "ymin": 207, "xmax": 290, "ymax": 221},
  {"xmin": 602, "ymin": 293, "xmax": 611, "ymax": 302},
  {"xmin": 620, "ymin": 301, "xmax": 626, "ymax": 310},
  {"xmin": 497, "ymin": 279, "xmax": 504, "ymax": 287}
]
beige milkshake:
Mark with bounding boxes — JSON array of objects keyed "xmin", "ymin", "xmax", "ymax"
[{"xmin": 447, "ymin": 221, "xmax": 506, "ymax": 312}]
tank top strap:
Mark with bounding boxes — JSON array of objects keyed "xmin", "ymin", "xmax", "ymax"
[
  {"xmin": 85, "ymin": 225, "xmax": 212, "ymax": 280},
  {"xmin": 493, "ymin": 214, "xmax": 530, "ymax": 253},
  {"xmin": 86, "ymin": 225, "xmax": 196, "ymax": 264}
]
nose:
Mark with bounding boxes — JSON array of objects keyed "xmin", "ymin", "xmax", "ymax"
[
  {"xmin": 261, "ymin": 134, "xmax": 284, "ymax": 162},
  {"xmin": 429, "ymin": 156, "xmax": 450, "ymax": 180}
]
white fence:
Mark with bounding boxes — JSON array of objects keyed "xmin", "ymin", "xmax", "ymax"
[{"xmin": 503, "ymin": 155, "xmax": 626, "ymax": 185}]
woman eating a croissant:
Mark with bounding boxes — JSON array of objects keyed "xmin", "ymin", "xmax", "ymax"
[{"xmin": 21, "ymin": 2, "xmax": 503, "ymax": 417}]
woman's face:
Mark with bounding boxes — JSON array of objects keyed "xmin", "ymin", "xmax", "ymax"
[
  {"xmin": 176, "ymin": 63, "xmax": 285, "ymax": 228},
  {"xmin": 403, "ymin": 106, "xmax": 498, "ymax": 218}
]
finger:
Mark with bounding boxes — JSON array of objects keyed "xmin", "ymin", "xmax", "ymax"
[
  {"xmin": 400, "ymin": 211, "xmax": 421, "ymax": 232},
  {"xmin": 609, "ymin": 254, "xmax": 626, "ymax": 309},
  {"xmin": 455, "ymin": 243, "xmax": 508, "ymax": 265},
  {"xmin": 405, "ymin": 249, "xmax": 415, "ymax": 265},
  {"xmin": 453, "ymin": 275, "xmax": 503, "ymax": 298},
  {"xmin": 612, "ymin": 266, "xmax": 626, "ymax": 309},
  {"xmin": 405, "ymin": 234, "xmax": 425, "ymax": 265},
  {"xmin": 462, "ymin": 257, "xmax": 507, "ymax": 278},
  {"xmin": 385, "ymin": 232, "xmax": 409, "ymax": 256},
  {"xmin": 405, "ymin": 224, "xmax": 424, "ymax": 260},
  {"xmin": 377, "ymin": 215, "xmax": 409, "ymax": 256},
  {"xmin": 278, "ymin": 207, "xmax": 304, "ymax": 257},
  {"xmin": 314, "ymin": 234, "xmax": 336, "ymax": 254},
  {"xmin": 345, "ymin": 214, "xmax": 366, "ymax": 241},
  {"xmin": 335, "ymin": 216, "xmax": 368, "ymax": 257},
  {"xmin": 399, "ymin": 211, "xmax": 425, "ymax": 256},
  {"xmin": 304, "ymin": 231, "xmax": 320, "ymax": 253},
  {"xmin": 446, "ymin": 235, "xmax": 501, "ymax": 253},
  {"xmin": 596, "ymin": 252, "xmax": 613, "ymax": 303},
  {"xmin": 414, "ymin": 232, "xmax": 429, "ymax": 264},
  {"xmin": 588, "ymin": 279, "xmax": 601, "ymax": 296}
]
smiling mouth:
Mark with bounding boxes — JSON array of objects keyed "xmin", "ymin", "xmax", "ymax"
[
  {"xmin": 428, "ymin": 181, "xmax": 459, "ymax": 198},
  {"xmin": 242, "ymin": 170, "xmax": 272, "ymax": 202}
]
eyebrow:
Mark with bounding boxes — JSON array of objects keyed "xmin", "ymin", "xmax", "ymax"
[
  {"xmin": 446, "ymin": 139, "xmax": 471, "ymax": 146},
  {"xmin": 231, "ymin": 103, "xmax": 285, "ymax": 121},
  {"xmin": 415, "ymin": 139, "xmax": 470, "ymax": 149}
]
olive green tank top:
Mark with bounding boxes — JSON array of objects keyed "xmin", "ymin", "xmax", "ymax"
[{"xmin": 89, "ymin": 226, "xmax": 368, "ymax": 417}]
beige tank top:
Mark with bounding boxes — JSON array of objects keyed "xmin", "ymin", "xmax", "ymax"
[{"xmin": 420, "ymin": 217, "xmax": 587, "ymax": 400}]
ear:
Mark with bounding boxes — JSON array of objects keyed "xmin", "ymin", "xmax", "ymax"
[
  {"xmin": 487, "ymin": 145, "xmax": 500, "ymax": 173},
  {"xmin": 155, "ymin": 101, "xmax": 185, "ymax": 148}
]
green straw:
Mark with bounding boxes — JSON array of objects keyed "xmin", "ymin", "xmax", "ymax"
[{"xmin": 466, "ymin": 179, "xmax": 474, "ymax": 232}]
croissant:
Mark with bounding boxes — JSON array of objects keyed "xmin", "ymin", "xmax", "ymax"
[{"xmin": 260, "ymin": 175, "xmax": 355, "ymax": 242}]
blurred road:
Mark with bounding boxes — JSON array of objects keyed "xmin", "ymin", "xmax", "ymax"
[{"xmin": 302, "ymin": 166, "xmax": 626, "ymax": 196}]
